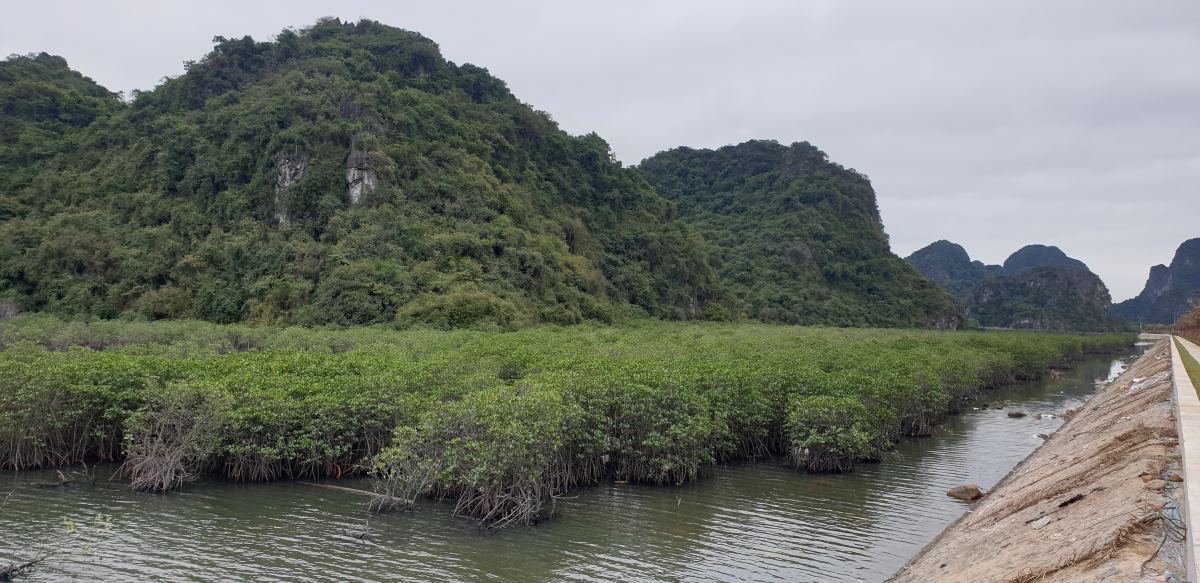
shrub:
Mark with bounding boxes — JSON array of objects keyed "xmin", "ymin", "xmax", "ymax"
[{"xmin": 397, "ymin": 286, "xmax": 517, "ymax": 329}]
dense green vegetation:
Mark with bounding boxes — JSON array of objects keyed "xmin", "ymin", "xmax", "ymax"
[
  {"xmin": 0, "ymin": 19, "xmax": 721, "ymax": 329},
  {"xmin": 638, "ymin": 141, "xmax": 959, "ymax": 328},
  {"xmin": 0, "ymin": 315, "xmax": 1131, "ymax": 527},
  {"xmin": 967, "ymin": 267, "xmax": 1122, "ymax": 332},
  {"xmin": 0, "ymin": 18, "xmax": 963, "ymax": 330}
]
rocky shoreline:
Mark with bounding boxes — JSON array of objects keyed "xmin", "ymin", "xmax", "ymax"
[{"xmin": 891, "ymin": 339, "xmax": 1186, "ymax": 582}]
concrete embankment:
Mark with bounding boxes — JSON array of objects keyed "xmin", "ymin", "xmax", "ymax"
[
  {"xmin": 1174, "ymin": 335, "xmax": 1200, "ymax": 577},
  {"xmin": 892, "ymin": 339, "xmax": 1186, "ymax": 582}
]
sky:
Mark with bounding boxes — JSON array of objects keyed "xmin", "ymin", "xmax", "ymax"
[{"xmin": 2, "ymin": 1, "xmax": 1197, "ymax": 301}]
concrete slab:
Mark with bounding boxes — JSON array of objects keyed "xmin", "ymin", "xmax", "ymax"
[{"xmin": 1172, "ymin": 336, "xmax": 1200, "ymax": 582}]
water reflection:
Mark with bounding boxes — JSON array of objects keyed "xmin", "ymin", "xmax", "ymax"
[{"xmin": 0, "ymin": 352, "xmax": 1139, "ymax": 583}]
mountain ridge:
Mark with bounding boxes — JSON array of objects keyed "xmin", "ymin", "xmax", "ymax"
[{"xmin": 906, "ymin": 241, "xmax": 1121, "ymax": 331}]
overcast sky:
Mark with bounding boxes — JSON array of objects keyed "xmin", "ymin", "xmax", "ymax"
[{"xmin": 3, "ymin": 1, "xmax": 1196, "ymax": 300}]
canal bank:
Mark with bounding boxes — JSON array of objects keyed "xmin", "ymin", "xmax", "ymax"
[{"xmin": 892, "ymin": 339, "xmax": 1186, "ymax": 582}]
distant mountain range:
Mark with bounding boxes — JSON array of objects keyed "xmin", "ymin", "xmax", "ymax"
[
  {"xmin": 1114, "ymin": 238, "xmax": 1200, "ymax": 325},
  {"xmin": 906, "ymin": 242, "xmax": 1121, "ymax": 331}
]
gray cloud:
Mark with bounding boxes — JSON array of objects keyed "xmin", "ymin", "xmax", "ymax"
[{"xmin": 3, "ymin": 0, "xmax": 1196, "ymax": 300}]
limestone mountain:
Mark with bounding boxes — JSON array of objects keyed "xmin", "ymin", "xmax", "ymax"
[
  {"xmin": 967, "ymin": 267, "xmax": 1120, "ymax": 331},
  {"xmin": 906, "ymin": 241, "xmax": 1121, "ymax": 331},
  {"xmin": 0, "ymin": 19, "xmax": 722, "ymax": 327},
  {"xmin": 1114, "ymin": 238, "xmax": 1200, "ymax": 325},
  {"xmin": 0, "ymin": 18, "xmax": 961, "ymax": 330},
  {"xmin": 638, "ymin": 141, "xmax": 961, "ymax": 328},
  {"xmin": 0, "ymin": 52, "xmax": 122, "ymax": 199},
  {"xmin": 905, "ymin": 240, "xmax": 1003, "ymax": 298},
  {"xmin": 1002, "ymin": 244, "xmax": 1089, "ymax": 275}
]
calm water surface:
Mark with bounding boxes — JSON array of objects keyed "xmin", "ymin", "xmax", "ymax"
[{"xmin": 0, "ymin": 351, "xmax": 1139, "ymax": 582}]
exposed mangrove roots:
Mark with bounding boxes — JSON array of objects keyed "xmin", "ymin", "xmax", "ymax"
[
  {"xmin": 0, "ymin": 555, "xmax": 46, "ymax": 582},
  {"xmin": 122, "ymin": 385, "xmax": 227, "ymax": 492}
]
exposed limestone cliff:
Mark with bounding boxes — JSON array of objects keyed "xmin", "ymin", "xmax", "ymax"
[
  {"xmin": 271, "ymin": 150, "xmax": 306, "ymax": 225},
  {"xmin": 1116, "ymin": 238, "xmax": 1200, "ymax": 325},
  {"xmin": 346, "ymin": 138, "xmax": 377, "ymax": 206}
]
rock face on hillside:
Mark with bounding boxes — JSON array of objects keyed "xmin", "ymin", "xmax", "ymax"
[
  {"xmin": 1114, "ymin": 238, "xmax": 1200, "ymax": 324},
  {"xmin": 271, "ymin": 149, "xmax": 307, "ymax": 225},
  {"xmin": 906, "ymin": 241, "xmax": 1121, "ymax": 331},
  {"xmin": 638, "ymin": 141, "xmax": 962, "ymax": 328},
  {"xmin": 345, "ymin": 136, "xmax": 378, "ymax": 206}
]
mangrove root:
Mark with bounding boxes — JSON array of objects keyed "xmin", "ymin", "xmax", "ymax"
[
  {"xmin": 298, "ymin": 482, "xmax": 410, "ymax": 511},
  {"xmin": 1, "ymin": 555, "xmax": 46, "ymax": 581},
  {"xmin": 123, "ymin": 385, "xmax": 226, "ymax": 493}
]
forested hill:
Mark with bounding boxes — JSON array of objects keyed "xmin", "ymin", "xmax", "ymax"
[
  {"xmin": 905, "ymin": 240, "xmax": 1004, "ymax": 298},
  {"xmin": 637, "ymin": 141, "xmax": 961, "ymax": 328},
  {"xmin": 0, "ymin": 18, "xmax": 958, "ymax": 329},
  {"xmin": 0, "ymin": 19, "xmax": 726, "ymax": 327}
]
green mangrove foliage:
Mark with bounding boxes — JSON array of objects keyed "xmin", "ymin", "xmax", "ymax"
[{"xmin": 0, "ymin": 316, "xmax": 1131, "ymax": 527}]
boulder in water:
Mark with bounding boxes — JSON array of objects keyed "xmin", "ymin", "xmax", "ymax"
[
  {"xmin": 947, "ymin": 483, "xmax": 985, "ymax": 501},
  {"xmin": 1007, "ymin": 411, "xmax": 1027, "ymax": 418}
]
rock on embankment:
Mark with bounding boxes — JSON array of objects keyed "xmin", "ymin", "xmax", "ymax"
[{"xmin": 891, "ymin": 340, "xmax": 1184, "ymax": 582}]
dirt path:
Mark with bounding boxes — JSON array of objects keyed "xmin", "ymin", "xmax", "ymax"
[{"xmin": 891, "ymin": 340, "xmax": 1185, "ymax": 582}]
